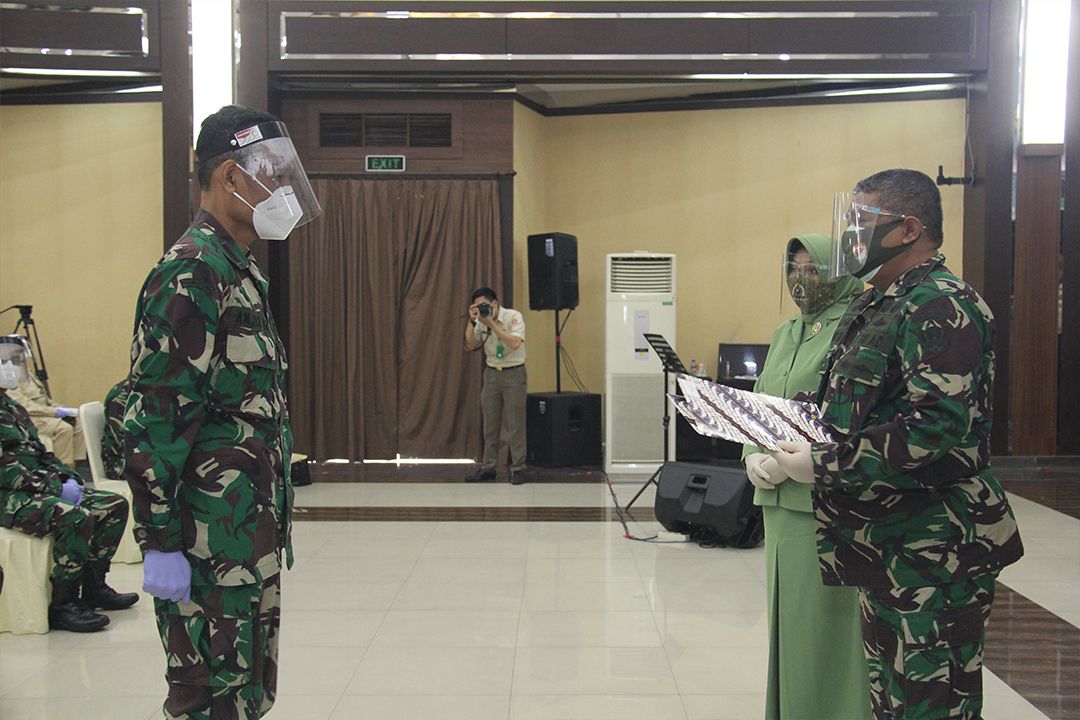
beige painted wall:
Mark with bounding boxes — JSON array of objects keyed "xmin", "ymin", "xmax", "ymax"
[
  {"xmin": 514, "ymin": 98, "xmax": 967, "ymax": 394},
  {"xmin": 0, "ymin": 102, "xmax": 164, "ymax": 407}
]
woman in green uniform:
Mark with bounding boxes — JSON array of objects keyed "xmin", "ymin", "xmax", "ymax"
[{"xmin": 743, "ymin": 233, "xmax": 871, "ymax": 720}]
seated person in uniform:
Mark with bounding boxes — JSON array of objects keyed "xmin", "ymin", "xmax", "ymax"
[
  {"xmin": 7, "ymin": 341, "xmax": 86, "ymax": 466},
  {"xmin": 101, "ymin": 378, "xmax": 132, "ymax": 479},
  {"xmin": 0, "ymin": 335, "xmax": 139, "ymax": 632}
]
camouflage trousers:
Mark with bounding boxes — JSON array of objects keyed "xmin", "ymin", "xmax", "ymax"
[
  {"xmin": 155, "ymin": 574, "xmax": 281, "ymax": 720},
  {"xmin": 8, "ymin": 487, "xmax": 127, "ymax": 583},
  {"xmin": 859, "ymin": 575, "xmax": 997, "ymax": 720}
]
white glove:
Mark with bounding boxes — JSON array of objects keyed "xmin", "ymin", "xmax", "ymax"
[
  {"xmin": 745, "ymin": 452, "xmax": 778, "ymax": 490},
  {"xmin": 760, "ymin": 456, "xmax": 788, "ymax": 484},
  {"xmin": 770, "ymin": 441, "xmax": 815, "ymax": 484}
]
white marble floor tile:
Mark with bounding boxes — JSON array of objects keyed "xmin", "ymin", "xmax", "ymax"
[
  {"xmin": 509, "ymin": 693, "xmax": 688, "ymax": 720},
  {"xmin": 2, "ymin": 645, "xmax": 166, "ymax": 698},
  {"xmin": 406, "ymin": 557, "xmax": 528, "ymax": 585},
  {"xmin": 652, "ymin": 610, "xmax": 769, "ymax": 649},
  {"xmin": 344, "ymin": 646, "xmax": 515, "ymax": 695},
  {"xmin": 288, "ymin": 557, "xmax": 419, "ymax": 585},
  {"xmin": 371, "ymin": 610, "xmax": 519, "ymax": 648},
  {"xmin": 265, "ymin": 694, "xmax": 343, "ymax": 720},
  {"xmin": 525, "ymin": 557, "xmax": 644, "ymax": 584},
  {"xmin": 330, "ymin": 694, "xmax": 510, "ymax": 720},
  {"xmin": 284, "ymin": 580, "xmax": 404, "ymax": 611},
  {"xmin": 521, "ymin": 580, "xmax": 653, "ymax": 612},
  {"xmin": 634, "ymin": 556, "xmax": 761, "ymax": 584},
  {"xmin": 429, "ymin": 521, "xmax": 532, "ymax": 540},
  {"xmin": 666, "ymin": 646, "xmax": 769, "ymax": 695},
  {"xmin": 642, "ymin": 580, "xmax": 767, "ymax": 613},
  {"xmin": 0, "ymin": 696, "xmax": 164, "ymax": 720},
  {"xmin": 419, "ymin": 536, "xmax": 531, "ymax": 559},
  {"xmin": 516, "ymin": 611, "xmax": 664, "ymax": 648},
  {"xmin": 681, "ymin": 693, "xmax": 766, "ymax": 720},
  {"xmin": 512, "ymin": 646, "xmax": 678, "ymax": 695},
  {"xmin": 391, "ymin": 579, "xmax": 524, "ymax": 611},
  {"xmin": 276, "ymin": 645, "xmax": 366, "ymax": 696},
  {"xmin": 525, "ymin": 534, "xmax": 636, "ymax": 559},
  {"xmin": 279, "ymin": 609, "xmax": 386, "ymax": 648}
]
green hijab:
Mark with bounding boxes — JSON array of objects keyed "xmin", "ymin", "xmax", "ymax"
[{"xmin": 744, "ymin": 232, "xmax": 864, "ymax": 512}]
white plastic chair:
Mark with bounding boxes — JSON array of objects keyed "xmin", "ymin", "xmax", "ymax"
[
  {"xmin": 79, "ymin": 402, "xmax": 141, "ymax": 564},
  {"xmin": 0, "ymin": 528, "xmax": 52, "ymax": 634}
]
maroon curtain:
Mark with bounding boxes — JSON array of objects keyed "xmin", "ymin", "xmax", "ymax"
[{"xmin": 288, "ymin": 178, "xmax": 502, "ymax": 460}]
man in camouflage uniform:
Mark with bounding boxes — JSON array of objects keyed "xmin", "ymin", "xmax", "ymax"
[
  {"xmin": 101, "ymin": 378, "xmax": 131, "ymax": 479},
  {"xmin": 0, "ymin": 335, "xmax": 139, "ymax": 633},
  {"xmin": 773, "ymin": 169, "xmax": 1023, "ymax": 720},
  {"xmin": 125, "ymin": 105, "xmax": 320, "ymax": 719}
]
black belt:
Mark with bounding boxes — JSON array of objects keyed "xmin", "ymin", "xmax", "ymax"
[{"xmin": 487, "ymin": 364, "xmax": 524, "ymax": 372}]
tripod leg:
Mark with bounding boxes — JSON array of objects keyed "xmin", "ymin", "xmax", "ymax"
[{"xmin": 625, "ymin": 465, "xmax": 662, "ymax": 511}]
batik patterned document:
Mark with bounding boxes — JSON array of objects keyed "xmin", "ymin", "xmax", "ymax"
[{"xmin": 669, "ymin": 374, "xmax": 834, "ymax": 450}]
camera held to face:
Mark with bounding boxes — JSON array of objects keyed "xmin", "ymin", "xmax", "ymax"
[{"xmin": 477, "ymin": 302, "xmax": 492, "ymax": 318}]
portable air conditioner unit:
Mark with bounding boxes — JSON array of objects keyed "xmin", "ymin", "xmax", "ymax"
[{"xmin": 604, "ymin": 252, "xmax": 677, "ymax": 475}]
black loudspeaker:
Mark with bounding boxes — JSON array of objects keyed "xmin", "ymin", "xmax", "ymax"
[
  {"xmin": 655, "ymin": 462, "xmax": 764, "ymax": 548},
  {"xmin": 527, "ymin": 392, "xmax": 601, "ymax": 467},
  {"xmin": 528, "ymin": 233, "xmax": 579, "ymax": 310}
]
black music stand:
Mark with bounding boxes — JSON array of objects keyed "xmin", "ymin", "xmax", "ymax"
[{"xmin": 625, "ymin": 332, "xmax": 687, "ymax": 511}]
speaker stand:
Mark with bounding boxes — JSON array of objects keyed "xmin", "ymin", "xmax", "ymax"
[{"xmin": 554, "ymin": 308, "xmax": 562, "ymax": 393}]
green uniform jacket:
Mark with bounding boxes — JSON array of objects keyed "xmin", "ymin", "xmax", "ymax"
[
  {"xmin": 124, "ymin": 211, "xmax": 293, "ymax": 587},
  {"xmin": 0, "ymin": 394, "xmax": 75, "ymax": 528},
  {"xmin": 811, "ymin": 254, "xmax": 1023, "ymax": 588},
  {"xmin": 743, "ymin": 233, "xmax": 863, "ymax": 512}
]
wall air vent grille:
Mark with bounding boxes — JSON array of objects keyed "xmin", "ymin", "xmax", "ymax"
[
  {"xmin": 609, "ymin": 256, "xmax": 675, "ymax": 294},
  {"xmin": 319, "ymin": 112, "xmax": 453, "ymax": 148}
]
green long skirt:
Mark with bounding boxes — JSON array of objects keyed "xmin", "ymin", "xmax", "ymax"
[{"xmin": 762, "ymin": 504, "xmax": 872, "ymax": 720}]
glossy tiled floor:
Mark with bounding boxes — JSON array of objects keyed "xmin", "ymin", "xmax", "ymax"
[{"xmin": 0, "ymin": 473, "xmax": 1075, "ymax": 720}]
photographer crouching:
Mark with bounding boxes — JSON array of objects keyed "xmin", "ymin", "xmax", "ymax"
[{"xmin": 464, "ymin": 287, "xmax": 528, "ymax": 485}]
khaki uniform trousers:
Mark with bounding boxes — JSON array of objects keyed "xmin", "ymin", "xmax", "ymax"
[
  {"xmin": 33, "ymin": 416, "xmax": 85, "ymax": 467},
  {"xmin": 480, "ymin": 364, "xmax": 527, "ymax": 472}
]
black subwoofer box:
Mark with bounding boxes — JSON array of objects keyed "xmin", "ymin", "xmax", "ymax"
[
  {"xmin": 526, "ymin": 392, "xmax": 601, "ymax": 467},
  {"xmin": 655, "ymin": 461, "xmax": 763, "ymax": 547}
]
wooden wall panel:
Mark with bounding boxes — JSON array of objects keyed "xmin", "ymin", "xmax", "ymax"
[
  {"xmin": 1058, "ymin": 0, "xmax": 1080, "ymax": 454},
  {"xmin": 0, "ymin": 0, "xmax": 159, "ymax": 72},
  {"xmin": 280, "ymin": 97, "xmax": 513, "ymax": 175},
  {"xmin": 1011, "ymin": 145, "xmax": 1063, "ymax": 456}
]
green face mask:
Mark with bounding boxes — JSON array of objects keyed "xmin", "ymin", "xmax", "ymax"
[{"xmin": 787, "ymin": 274, "xmax": 834, "ymax": 315}]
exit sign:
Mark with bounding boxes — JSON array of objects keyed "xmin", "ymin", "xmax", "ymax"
[{"xmin": 366, "ymin": 155, "xmax": 406, "ymax": 172}]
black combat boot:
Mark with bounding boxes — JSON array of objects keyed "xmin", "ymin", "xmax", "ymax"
[
  {"xmin": 49, "ymin": 578, "xmax": 110, "ymax": 632},
  {"xmin": 81, "ymin": 561, "xmax": 140, "ymax": 611}
]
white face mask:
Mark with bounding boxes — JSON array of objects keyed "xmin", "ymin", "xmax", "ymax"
[
  {"xmin": 233, "ymin": 166, "xmax": 304, "ymax": 241},
  {"xmin": 0, "ymin": 358, "xmax": 24, "ymax": 390}
]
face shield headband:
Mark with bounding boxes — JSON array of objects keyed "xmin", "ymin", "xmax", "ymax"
[{"xmin": 829, "ymin": 193, "xmax": 914, "ymax": 281}]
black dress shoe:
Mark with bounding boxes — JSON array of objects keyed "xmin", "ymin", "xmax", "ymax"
[
  {"xmin": 510, "ymin": 468, "xmax": 525, "ymax": 485},
  {"xmin": 465, "ymin": 467, "xmax": 496, "ymax": 482}
]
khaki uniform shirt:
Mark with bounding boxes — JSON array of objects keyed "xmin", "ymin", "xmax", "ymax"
[{"xmin": 475, "ymin": 306, "xmax": 526, "ymax": 368}]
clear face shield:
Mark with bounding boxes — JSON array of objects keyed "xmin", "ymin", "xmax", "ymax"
[
  {"xmin": 0, "ymin": 335, "xmax": 31, "ymax": 390},
  {"xmin": 228, "ymin": 122, "xmax": 322, "ymax": 241},
  {"xmin": 829, "ymin": 192, "xmax": 910, "ymax": 281}
]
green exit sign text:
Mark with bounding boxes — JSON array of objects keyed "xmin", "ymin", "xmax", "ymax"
[{"xmin": 366, "ymin": 155, "xmax": 406, "ymax": 172}]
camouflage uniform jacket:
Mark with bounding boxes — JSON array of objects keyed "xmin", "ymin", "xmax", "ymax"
[
  {"xmin": 101, "ymin": 378, "xmax": 131, "ymax": 479},
  {"xmin": 810, "ymin": 254, "xmax": 1023, "ymax": 589},
  {"xmin": 124, "ymin": 210, "xmax": 293, "ymax": 587},
  {"xmin": 0, "ymin": 393, "xmax": 76, "ymax": 528}
]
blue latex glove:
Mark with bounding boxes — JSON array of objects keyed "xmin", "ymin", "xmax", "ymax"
[
  {"xmin": 54, "ymin": 406, "xmax": 78, "ymax": 419},
  {"xmin": 59, "ymin": 478, "xmax": 83, "ymax": 505},
  {"xmin": 143, "ymin": 550, "xmax": 192, "ymax": 603}
]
